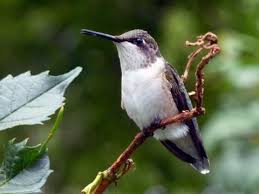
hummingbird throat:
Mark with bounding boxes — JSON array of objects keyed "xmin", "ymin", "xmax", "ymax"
[{"xmin": 115, "ymin": 42, "xmax": 159, "ymax": 72}]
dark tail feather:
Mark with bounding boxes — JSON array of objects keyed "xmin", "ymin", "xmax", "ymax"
[{"xmin": 161, "ymin": 139, "xmax": 210, "ymax": 174}]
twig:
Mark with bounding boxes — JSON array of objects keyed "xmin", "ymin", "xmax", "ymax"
[
  {"xmin": 182, "ymin": 47, "xmax": 203, "ymax": 82},
  {"xmin": 81, "ymin": 32, "xmax": 220, "ymax": 194},
  {"xmin": 181, "ymin": 32, "xmax": 219, "ymax": 82},
  {"xmin": 188, "ymin": 91, "xmax": 196, "ymax": 97},
  {"xmin": 192, "ymin": 33, "xmax": 220, "ymax": 111}
]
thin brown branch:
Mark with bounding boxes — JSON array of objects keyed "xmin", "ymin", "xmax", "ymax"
[
  {"xmin": 91, "ymin": 109, "xmax": 203, "ymax": 194},
  {"xmin": 182, "ymin": 32, "xmax": 220, "ymax": 111},
  {"xmin": 193, "ymin": 33, "xmax": 220, "ymax": 111},
  {"xmin": 182, "ymin": 32, "xmax": 220, "ymax": 82},
  {"xmin": 182, "ymin": 47, "xmax": 203, "ymax": 82},
  {"xmin": 81, "ymin": 32, "xmax": 220, "ymax": 194}
]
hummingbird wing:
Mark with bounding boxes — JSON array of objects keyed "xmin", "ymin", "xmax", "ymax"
[{"xmin": 160, "ymin": 63, "xmax": 209, "ymax": 174}]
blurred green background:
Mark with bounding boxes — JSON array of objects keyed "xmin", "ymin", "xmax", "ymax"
[{"xmin": 0, "ymin": 0, "xmax": 259, "ymax": 194}]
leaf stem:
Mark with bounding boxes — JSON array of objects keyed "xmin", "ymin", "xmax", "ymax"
[{"xmin": 39, "ymin": 106, "xmax": 64, "ymax": 154}]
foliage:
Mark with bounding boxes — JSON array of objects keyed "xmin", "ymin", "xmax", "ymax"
[
  {"xmin": 0, "ymin": 67, "xmax": 82, "ymax": 131},
  {"xmin": 0, "ymin": 67, "xmax": 80, "ymax": 193},
  {"xmin": 0, "ymin": 140, "xmax": 51, "ymax": 194},
  {"xmin": 0, "ymin": 105, "xmax": 64, "ymax": 194}
]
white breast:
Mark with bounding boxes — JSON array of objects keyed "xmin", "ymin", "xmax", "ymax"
[
  {"xmin": 121, "ymin": 58, "xmax": 189, "ymax": 139},
  {"xmin": 121, "ymin": 58, "xmax": 173, "ymax": 127}
]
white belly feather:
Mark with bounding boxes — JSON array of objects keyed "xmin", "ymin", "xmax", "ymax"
[{"xmin": 121, "ymin": 58, "xmax": 188, "ymax": 140}]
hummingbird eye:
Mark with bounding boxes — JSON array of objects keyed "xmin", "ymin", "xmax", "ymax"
[{"xmin": 132, "ymin": 38, "xmax": 144, "ymax": 46}]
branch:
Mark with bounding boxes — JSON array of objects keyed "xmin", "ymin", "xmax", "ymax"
[
  {"xmin": 182, "ymin": 32, "xmax": 220, "ymax": 82},
  {"xmin": 82, "ymin": 110, "xmax": 201, "ymax": 194},
  {"xmin": 81, "ymin": 32, "xmax": 220, "ymax": 194}
]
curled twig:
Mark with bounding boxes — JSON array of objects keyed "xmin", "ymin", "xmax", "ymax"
[
  {"xmin": 182, "ymin": 47, "xmax": 203, "ymax": 82},
  {"xmin": 182, "ymin": 32, "xmax": 220, "ymax": 111},
  {"xmin": 182, "ymin": 32, "xmax": 220, "ymax": 82},
  {"xmin": 81, "ymin": 32, "xmax": 220, "ymax": 194}
]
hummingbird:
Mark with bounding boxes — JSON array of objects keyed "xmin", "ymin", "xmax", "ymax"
[{"xmin": 81, "ymin": 29, "xmax": 209, "ymax": 174}]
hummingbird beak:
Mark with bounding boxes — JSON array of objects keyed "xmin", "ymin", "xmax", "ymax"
[{"xmin": 81, "ymin": 29, "xmax": 121, "ymax": 43}]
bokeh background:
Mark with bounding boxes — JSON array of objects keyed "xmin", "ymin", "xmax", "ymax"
[{"xmin": 0, "ymin": 0, "xmax": 259, "ymax": 194}]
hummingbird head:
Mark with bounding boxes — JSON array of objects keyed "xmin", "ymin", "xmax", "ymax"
[{"xmin": 81, "ymin": 29, "xmax": 162, "ymax": 72}]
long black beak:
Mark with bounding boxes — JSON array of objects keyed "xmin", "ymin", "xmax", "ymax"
[{"xmin": 80, "ymin": 29, "xmax": 121, "ymax": 42}]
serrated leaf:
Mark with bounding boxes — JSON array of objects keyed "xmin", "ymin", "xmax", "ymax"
[
  {"xmin": 0, "ymin": 67, "xmax": 82, "ymax": 131},
  {"xmin": 0, "ymin": 154, "xmax": 52, "ymax": 194},
  {"xmin": 0, "ymin": 138, "xmax": 42, "ymax": 182},
  {"xmin": 0, "ymin": 107, "xmax": 64, "ymax": 193},
  {"xmin": 0, "ymin": 139, "xmax": 50, "ymax": 194}
]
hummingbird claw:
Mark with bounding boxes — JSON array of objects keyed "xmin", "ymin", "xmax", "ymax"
[
  {"xmin": 150, "ymin": 117, "xmax": 162, "ymax": 129},
  {"xmin": 143, "ymin": 118, "xmax": 162, "ymax": 137},
  {"xmin": 142, "ymin": 127, "xmax": 154, "ymax": 137}
]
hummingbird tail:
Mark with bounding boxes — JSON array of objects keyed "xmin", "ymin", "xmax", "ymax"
[
  {"xmin": 160, "ymin": 134, "xmax": 210, "ymax": 174},
  {"xmin": 191, "ymin": 157, "xmax": 210, "ymax": 174}
]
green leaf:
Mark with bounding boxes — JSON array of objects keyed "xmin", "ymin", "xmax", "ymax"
[
  {"xmin": 0, "ymin": 139, "xmax": 47, "ymax": 186},
  {"xmin": 0, "ymin": 67, "xmax": 82, "ymax": 131},
  {"xmin": 0, "ymin": 107, "xmax": 64, "ymax": 193},
  {"xmin": 0, "ymin": 153, "xmax": 52, "ymax": 194}
]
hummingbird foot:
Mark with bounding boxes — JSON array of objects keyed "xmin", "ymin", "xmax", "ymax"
[
  {"xmin": 142, "ymin": 127, "xmax": 154, "ymax": 137},
  {"xmin": 143, "ymin": 118, "xmax": 162, "ymax": 137}
]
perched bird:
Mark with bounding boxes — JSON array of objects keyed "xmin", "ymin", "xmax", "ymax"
[{"xmin": 81, "ymin": 29, "xmax": 209, "ymax": 174}]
